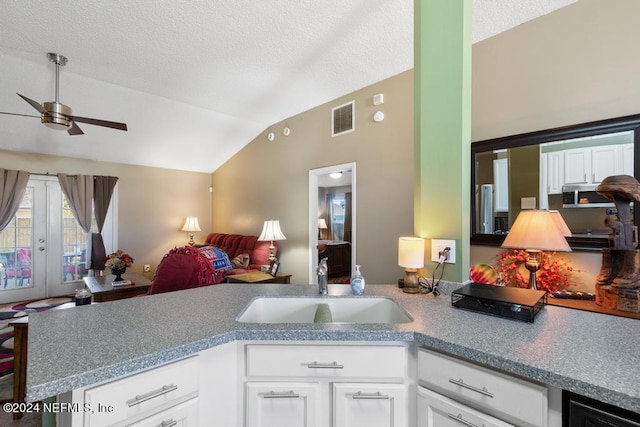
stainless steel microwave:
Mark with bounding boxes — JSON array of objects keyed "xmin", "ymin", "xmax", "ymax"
[{"xmin": 562, "ymin": 184, "xmax": 615, "ymax": 208}]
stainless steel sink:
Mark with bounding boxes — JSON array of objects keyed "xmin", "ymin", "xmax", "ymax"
[{"xmin": 236, "ymin": 296, "xmax": 413, "ymax": 324}]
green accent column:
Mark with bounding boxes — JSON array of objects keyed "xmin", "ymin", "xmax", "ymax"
[{"xmin": 414, "ymin": 0, "xmax": 472, "ymax": 281}]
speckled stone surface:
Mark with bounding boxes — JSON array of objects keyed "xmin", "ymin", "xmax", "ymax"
[{"xmin": 26, "ymin": 283, "xmax": 640, "ymax": 413}]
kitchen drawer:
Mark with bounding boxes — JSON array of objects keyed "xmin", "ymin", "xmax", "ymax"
[
  {"xmin": 84, "ymin": 356, "xmax": 199, "ymax": 427},
  {"xmin": 418, "ymin": 386, "xmax": 514, "ymax": 427},
  {"xmin": 418, "ymin": 349, "xmax": 548, "ymax": 427},
  {"xmin": 246, "ymin": 344, "xmax": 405, "ymax": 379},
  {"xmin": 126, "ymin": 397, "xmax": 199, "ymax": 427}
]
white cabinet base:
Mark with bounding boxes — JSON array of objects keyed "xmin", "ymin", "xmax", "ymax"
[
  {"xmin": 333, "ymin": 383, "xmax": 406, "ymax": 427},
  {"xmin": 418, "ymin": 386, "xmax": 514, "ymax": 427},
  {"xmin": 246, "ymin": 382, "xmax": 321, "ymax": 427}
]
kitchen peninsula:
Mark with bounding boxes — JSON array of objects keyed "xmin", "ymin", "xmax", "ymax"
[{"xmin": 26, "ymin": 283, "xmax": 640, "ymax": 423}]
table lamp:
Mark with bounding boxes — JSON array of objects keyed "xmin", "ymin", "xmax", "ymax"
[
  {"xmin": 258, "ymin": 220, "xmax": 287, "ymax": 263},
  {"xmin": 317, "ymin": 218, "xmax": 328, "ymax": 239},
  {"xmin": 398, "ymin": 237, "xmax": 425, "ymax": 294},
  {"xmin": 501, "ymin": 210, "xmax": 571, "ymax": 290},
  {"xmin": 181, "ymin": 216, "xmax": 201, "ymax": 246}
]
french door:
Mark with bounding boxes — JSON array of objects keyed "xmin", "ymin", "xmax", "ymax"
[{"xmin": 0, "ymin": 176, "xmax": 115, "ymax": 304}]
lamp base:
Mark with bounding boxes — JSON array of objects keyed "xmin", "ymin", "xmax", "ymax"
[
  {"xmin": 268, "ymin": 242, "xmax": 276, "ymax": 263},
  {"xmin": 188, "ymin": 233, "xmax": 195, "ymax": 246},
  {"xmin": 403, "ymin": 269, "xmax": 420, "ymax": 294},
  {"xmin": 525, "ymin": 250, "xmax": 541, "ymax": 290}
]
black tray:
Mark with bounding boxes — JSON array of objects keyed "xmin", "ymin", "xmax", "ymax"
[{"xmin": 452, "ymin": 282, "xmax": 547, "ymax": 322}]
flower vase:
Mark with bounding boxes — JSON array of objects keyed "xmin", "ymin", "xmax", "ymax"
[{"xmin": 111, "ymin": 268, "xmax": 126, "ymax": 282}]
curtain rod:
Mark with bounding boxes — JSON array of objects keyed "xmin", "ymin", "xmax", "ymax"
[{"xmin": 28, "ymin": 172, "xmax": 118, "ymax": 179}]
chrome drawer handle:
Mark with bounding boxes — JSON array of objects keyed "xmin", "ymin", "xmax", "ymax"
[
  {"xmin": 448, "ymin": 413, "xmax": 479, "ymax": 427},
  {"xmin": 307, "ymin": 361, "xmax": 344, "ymax": 369},
  {"xmin": 126, "ymin": 384, "xmax": 178, "ymax": 407},
  {"xmin": 352, "ymin": 391, "xmax": 390, "ymax": 400},
  {"xmin": 160, "ymin": 419, "xmax": 177, "ymax": 427},
  {"xmin": 448, "ymin": 378, "xmax": 494, "ymax": 398},
  {"xmin": 261, "ymin": 390, "xmax": 300, "ymax": 399}
]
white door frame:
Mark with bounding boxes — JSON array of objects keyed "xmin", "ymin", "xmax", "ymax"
[{"xmin": 308, "ymin": 162, "xmax": 356, "ymax": 284}]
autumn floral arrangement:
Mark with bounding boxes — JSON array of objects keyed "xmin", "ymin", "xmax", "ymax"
[
  {"xmin": 494, "ymin": 248, "xmax": 575, "ymax": 293},
  {"xmin": 105, "ymin": 250, "xmax": 135, "ymax": 271}
]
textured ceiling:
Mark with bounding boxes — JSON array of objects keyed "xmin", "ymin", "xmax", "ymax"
[{"xmin": 0, "ymin": 0, "xmax": 576, "ymax": 173}]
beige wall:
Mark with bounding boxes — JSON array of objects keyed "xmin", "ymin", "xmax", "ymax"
[
  {"xmin": 0, "ymin": 150, "xmax": 212, "ymax": 279},
  {"xmin": 471, "ymin": 0, "xmax": 640, "ymax": 291},
  {"xmin": 212, "ymin": 70, "xmax": 415, "ymax": 284}
]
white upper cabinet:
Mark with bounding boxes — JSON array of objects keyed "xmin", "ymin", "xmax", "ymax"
[
  {"xmin": 563, "ymin": 147, "xmax": 592, "ymax": 184},
  {"xmin": 493, "ymin": 158, "xmax": 509, "ymax": 212},
  {"xmin": 563, "ymin": 144, "xmax": 625, "ymax": 185}
]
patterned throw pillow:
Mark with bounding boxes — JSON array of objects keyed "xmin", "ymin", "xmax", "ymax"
[
  {"xmin": 231, "ymin": 253, "xmax": 250, "ymax": 269},
  {"xmin": 198, "ymin": 246, "xmax": 232, "ymax": 272}
]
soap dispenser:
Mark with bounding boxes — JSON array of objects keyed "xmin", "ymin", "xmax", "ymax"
[{"xmin": 350, "ymin": 265, "xmax": 365, "ymax": 295}]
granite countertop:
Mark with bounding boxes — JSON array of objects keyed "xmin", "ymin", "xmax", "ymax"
[{"xmin": 26, "ymin": 283, "xmax": 640, "ymax": 413}]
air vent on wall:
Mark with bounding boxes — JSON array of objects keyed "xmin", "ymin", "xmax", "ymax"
[{"xmin": 332, "ymin": 100, "xmax": 355, "ymax": 137}]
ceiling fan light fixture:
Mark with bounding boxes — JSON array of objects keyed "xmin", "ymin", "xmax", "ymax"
[{"xmin": 41, "ymin": 102, "xmax": 73, "ymax": 130}]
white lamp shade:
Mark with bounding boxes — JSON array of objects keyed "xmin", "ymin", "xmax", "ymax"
[
  {"xmin": 258, "ymin": 220, "xmax": 287, "ymax": 241},
  {"xmin": 317, "ymin": 218, "xmax": 328, "ymax": 229},
  {"xmin": 398, "ymin": 237, "xmax": 425, "ymax": 268},
  {"xmin": 502, "ymin": 210, "xmax": 571, "ymax": 252},
  {"xmin": 181, "ymin": 216, "xmax": 201, "ymax": 232},
  {"xmin": 549, "ymin": 210, "xmax": 572, "ymax": 237}
]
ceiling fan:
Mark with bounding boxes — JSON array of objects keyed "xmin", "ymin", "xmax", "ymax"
[{"xmin": 0, "ymin": 52, "xmax": 128, "ymax": 135}]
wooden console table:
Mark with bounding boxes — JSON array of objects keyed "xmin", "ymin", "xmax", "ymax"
[
  {"xmin": 226, "ymin": 271, "xmax": 291, "ymax": 284},
  {"xmin": 83, "ymin": 272, "xmax": 151, "ymax": 302}
]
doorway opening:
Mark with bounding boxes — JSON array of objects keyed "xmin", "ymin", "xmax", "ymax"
[{"xmin": 308, "ymin": 163, "xmax": 356, "ymax": 283}]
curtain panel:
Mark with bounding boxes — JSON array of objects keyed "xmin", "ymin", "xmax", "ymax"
[
  {"xmin": 0, "ymin": 169, "xmax": 29, "ymax": 232},
  {"xmin": 92, "ymin": 176, "xmax": 118, "ymax": 269},
  {"xmin": 57, "ymin": 174, "xmax": 119, "ymax": 271}
]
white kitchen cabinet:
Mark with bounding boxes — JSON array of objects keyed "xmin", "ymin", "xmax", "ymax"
[
  {"xmin": 622, "ymin": 143, "xmax": 634, "ymax": 176},
  {"xmin": 417, "ymin": 348, "xmax": 549, "ymax": 427},
  {"xmin": 126, "ymin": 397, "xmax": 199, "ymax": 426},
  {"xmin": 546, "ymin": 151, "xmax": 564, "ymax": 194},
  {"xmin": 333, "ymin": 383, "xmax": 406, "ymax": 427},
  {"xmin": 563, "ymin": 145, "xmax": 624, "ymax": 185},
  {"xmin": 246, "ymin": 382, "xmax": 320, "ymax": 427},
  {"xmin": 591, "ymin": 145, "xmax": 621, "ymax": 183},
  {"xmin": 417, "ymin": 386, "xmax": 513, "ymax": 427},
  {"xmin": 564, "ymin": 148, "xmax": 591, "ymax": 184},
  {"xmin": 493, "ymin": 158, "xmax": 509, "ymax": 212},
  {"xmin": 57, "ymin": 356, "xmax": 199, "ymax": 426},
  {"xmin": 244, "ymin": 343, "xmax": 408, "ymax": 427}
]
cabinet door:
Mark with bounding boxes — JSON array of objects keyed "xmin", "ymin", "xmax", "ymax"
[
  {"xmin": 546, "ymin": 151, "xmax": 564, "ymax": 194},
  {"xmin": 417, "ymin": 386, "xmax": 514, "ymax": 427},
  {"xmin": 564, "ymin": 148, "xmax": 591, "ymax": 184},
  {"xmin": 493, "ymin": 158, "xmax": 509, "ymax": 212},
  {"xmin": 246, "ymin": 382, "xmax": 320, "ymax": 427},
  {"xmin": 591, "ymin": 145, "xmax": 620, "ymax": 183},
  {"xmin": 622, "ymin": 144, "xmax": 634, "ymax": 176},
  {"xmin": 333, "ymin": 383, "xmax": 406, "ymax": 427}
]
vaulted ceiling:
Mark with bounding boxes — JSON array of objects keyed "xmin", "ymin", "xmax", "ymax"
[{"xmin": 0, "ymin": 0, "xmax": 576, "ymax": 173}]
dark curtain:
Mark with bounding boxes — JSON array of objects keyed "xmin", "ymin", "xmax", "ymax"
[
  {"xmin": 0, "ymin": 169, "xmax": 29, "ymax": 232},
  {"xmin": 344, "ymin": 191, "xmax": 352, "ymax": 243},
  {"xmin": 92, "ymin": 176, "xmax": 119, "ymax": 270}
]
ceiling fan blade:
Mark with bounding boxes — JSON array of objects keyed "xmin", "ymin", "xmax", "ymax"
[
  {"xmin": 71, "ymin": 115, "xmax": 127, "ymax": 131},
  {"xmin": 17, "ymin": 93, "xmax": 45, "ymax": 114},
  {"xmin": 0, "ymin": 111, "xmax": 40, "ymax": 119},
  {"xmin": 67, "ymin": 122, "xmax": 84, "ymax": 135}
]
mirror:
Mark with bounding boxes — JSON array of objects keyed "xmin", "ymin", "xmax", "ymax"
[
  {"xmin": 309, "ymin": 163, "xmax": 356, "ymax": 283},
  {"xmin": 471, "ymin": 114, "xmax": 640, "ymax": 250}
]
